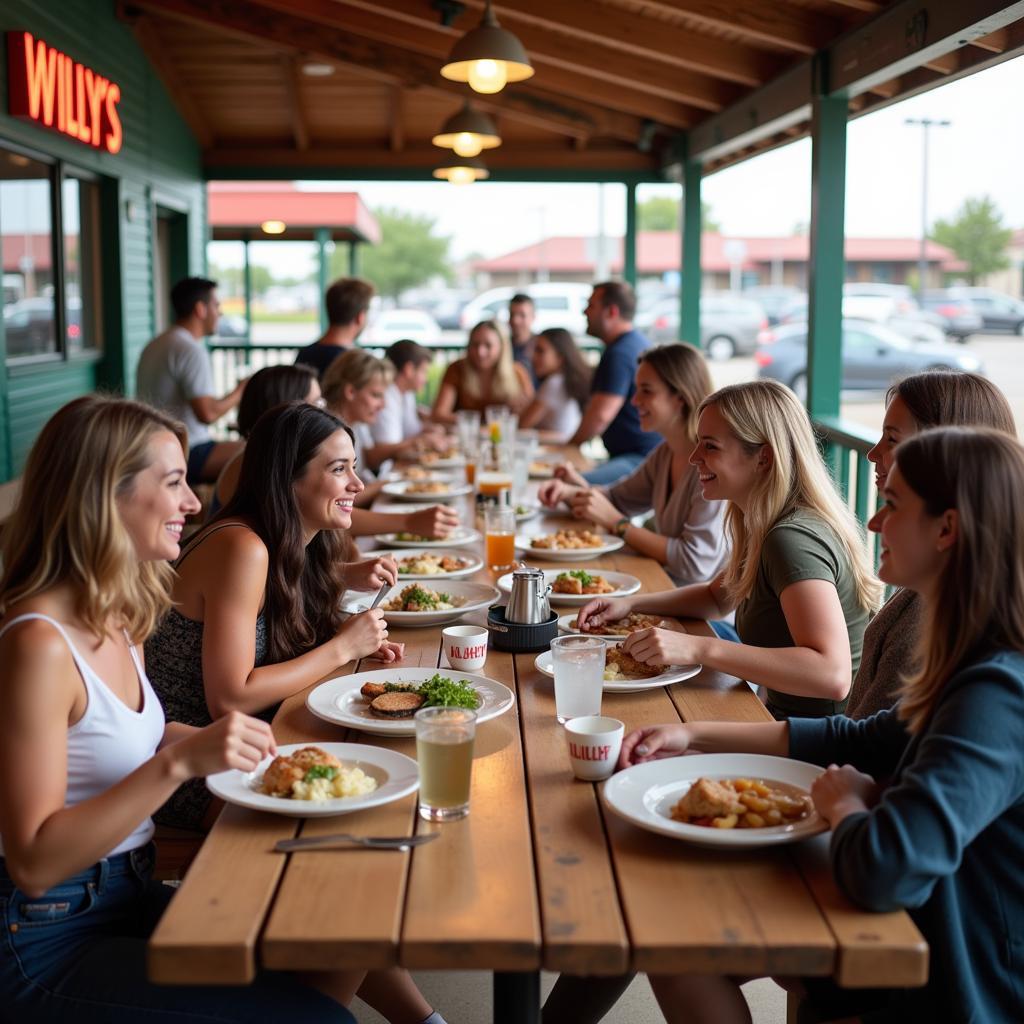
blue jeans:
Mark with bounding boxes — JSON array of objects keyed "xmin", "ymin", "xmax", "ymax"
[
  {"xmin": 582, "ymin": 452, "xmax": 646, "ymax": 486},
  {"xmin": 0, "ymin": 844, "xmax": 352, "ymax": 1023}
]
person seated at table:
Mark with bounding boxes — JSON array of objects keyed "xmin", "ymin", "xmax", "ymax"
[
  {"xmin": 210, "ymin": 361, "xmax": 321, "ymax": 516},
  {"xmin": 0, "ymin": 394, "xmax": 402, "ymax": 1023},
  {"xmin": 576, "ymin": 380, "xmax": 882, "ymax": 719},
  {"xmin": 145, "ymin": 402, "xmax": 402, "ymax": 833},
  {"xmin": 617, "ymin": 426, "xmax": 1024, "ymax": 1024},
  {"xmin": 431, "ymin": 319, "xmax": 533, "ymax": 424},
  {"xmin": 371, "ymin": 339, "xmax": 448, "ymax": 456},
  {"xmin": 294, "ymin": 276, "xmax": 375, "ymax": 378},
  {"xmin": 847, "ymin": 370, "xmax": 1016, "ymax": 719},
  {"xmin": 538, "ymin": 343, "xmax": 727, "ymax": 586},
  {"xmin": 518, "ymin": 327, "xmax": 591, "ymax": 442}
]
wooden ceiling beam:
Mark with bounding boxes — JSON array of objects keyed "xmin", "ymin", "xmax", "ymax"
[
  {"xmin": 280, "ymin": 54, "xmax": 309, "ymax": 150},
  {"xmin": 247, "ymin": 0, "xmax": 738, "ymax": 111},
  {"xmin": 122, "ymin": 0, "xmax": 648, "ymax": 144},
  {"xmin": 971, "ymin": 28, "xmax": 1010, "ymax": 52},
  {"xmin": 389, "ymin": 86, "xmax": 404, "ymax": 153}
]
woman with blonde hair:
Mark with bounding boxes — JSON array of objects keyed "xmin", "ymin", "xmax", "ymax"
[
  {"xmin": 539, "ymin": 343, "xmax": 728, "ymax": 585},
  {"xmin": 431, "ymin": 319, "xmax": 533, "ymax": 424},
  {"xmin": 617, "ymin": 427, "xmax": 1024, "ymax": 1024},
  {"xmin": 577, "ymin": 380, "xmax": 881, "ymax": 718},
  {"xmin": 0, "ymin": 395, "xmax": 352, "ymax": 1021}
]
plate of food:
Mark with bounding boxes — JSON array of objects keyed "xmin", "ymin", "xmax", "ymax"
[
  {"xmin": 601, "ymin": 753, "xmax": 826, "ymax": 849},
  {"xmin": 514, "ymin": 503, "xmax": 541, "ymax": 522},
  {"xmin": 498, "ymin": 568, "xmax": 641, "ymax": 606},
  {"xmin": 363, "ymin": 549, "xmax": 482, "ymax": 579},
  {"xmin": 534, "ymin": 641, "xmax": 700, "ymax": 692},
  {"xmin": 205, "ymin": 742, "xmax": 419, "ymax": 817},
  {"xmin": 517, "ymin": 529, "xmax": 624, "ymax": 561},
  {"xmin": 344, "ymin": 580, "xmax": 500, "ymax": 626},
  {"xmin": 373, "ymin": 527, "xmax": 481, "ymax": 549},
  {"xmin": 384, "ymin": 467, "xmax": 454, "ymax": 485},
  {"xmin": 307, "ymin": 669, "xmax": 515, "ymax": 736},
  {"xmin": 421, "ymin": 448, "xmax": 464, "ymax": 468},
  {"xmin": 381, "ymin": 480, "xmax": 473, "ymax": 503},
  {"xmin": 557, "ymin": 611, "xmax": 668, "ymax": 640},
  {"xmin": 528, "ymin": 459, "xmax": 558, "ymax": 479}
]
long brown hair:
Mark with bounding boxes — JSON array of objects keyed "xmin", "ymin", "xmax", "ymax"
[
  {"xmin": 895, "ymin": 427, "xmax": 1024, "ymax": 733},
  {"xmin": 638, "ymin": 342, "xmax": 713, "ymax": 443},
  {"xmin": 537, "ymin": 327, "xmax": 592, "ymax": 408},
  {"xmin": 888, "ymin": 371, "xmax": 1016, "ymax": 435},
  {"xmin": 214, "ymin": 402, "xmax": 352, "ymax": 662},
  {"xmin": 0, "ymin": 395, "xmax": 186, "ymax": 643}
]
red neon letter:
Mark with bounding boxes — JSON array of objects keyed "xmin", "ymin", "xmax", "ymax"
[
  {"xmin": 22, "ymin": 32, "xmax": 58, "ymax": 126},
  {"xmin": 104, "ymin": 82, "xmax": 122, "ymax": 154},
  {"xmin": 74, "ymin": 62, "xmax": 90, "ymax": 142},
  {"xmin": 84, "ymin": 67, "xmax": 108, "ymax": 148}
]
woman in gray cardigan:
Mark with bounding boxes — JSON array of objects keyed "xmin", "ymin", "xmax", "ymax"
[
  {"xmin": 847, "ymin": 371, "xmax": 1015, "ymax": 718},
  {"xmin": 619, "ymin": 426, "xmax": 1024, "ymax": 1024},
  {"xmin": 539, "ymin": 343, "xmax": 728, "ymax": 586}
]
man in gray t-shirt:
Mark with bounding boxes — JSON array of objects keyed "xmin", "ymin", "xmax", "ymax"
[{"xmin": 136, "ymin": 277, "xmax": 245, "ymax": 484}]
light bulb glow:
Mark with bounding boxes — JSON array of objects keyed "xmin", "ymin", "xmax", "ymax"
[
  {"xmin": 260, "ymin": 219, "xmax": 286, "ymax": 235},
  {"xmin": 467, "ymin": 59, "xmax": 507, "ymax": 94},
  {"xmin": 452, "ymin": 132, "xmax": 484, "ymax": 157},
  {"xmin": 447, "ymin": 166, "xmax": 477, "ymax": 185}
]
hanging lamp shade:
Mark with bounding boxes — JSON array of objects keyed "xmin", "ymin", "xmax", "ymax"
[
  {"xmin": 433, "ymin": 156, "xmax": 490, "ymax": 185},
  {"xmin": 432, "ymin": 102, "xmax": 502, "ymax": 158},
  {"xmin": 440, "ymin": 1, "xmax": 533, "ymax": 95}
]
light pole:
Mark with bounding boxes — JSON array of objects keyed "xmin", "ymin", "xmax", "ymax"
[{"xmin": 904, "ymin": 117, "xmax": 950, "ymax": 300}]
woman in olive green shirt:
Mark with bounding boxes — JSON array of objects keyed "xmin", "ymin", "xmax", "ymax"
[{"xmin": 577, "ymin": 380, "xmax": 881, "ymax": 718}]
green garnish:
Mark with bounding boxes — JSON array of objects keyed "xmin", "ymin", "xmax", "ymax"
[
  {"xmin": 416, "ymin": 672, "xmax": 481, "ymax": 710},
  {"xmin": 405, "ymin": 585, "xmax": 439, "ymax": 609},
  {"xmin": 562, "ymin": 569, "xmax": 593, "ymax": 586},
  {"xmin": 303, "ymin": 765, "xmax": 338, "ymax": 782}
]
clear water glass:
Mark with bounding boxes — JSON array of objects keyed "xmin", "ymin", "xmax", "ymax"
[{"xmin": 550, "ymin": 635, "xmax": 606, "ymax": 724}]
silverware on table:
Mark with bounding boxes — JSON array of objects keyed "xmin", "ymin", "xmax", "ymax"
[
  {"xmin": 357, "ymin": 579, "xmax": 392, "ymax": 612},
  {"xmin": 275, "ymin": 832, "xmax": 439, "ymax": 853}
]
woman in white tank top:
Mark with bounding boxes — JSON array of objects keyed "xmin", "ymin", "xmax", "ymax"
[{"xmin": 0, "ymin": 395, "xmax": 440, "ymax": 1024}]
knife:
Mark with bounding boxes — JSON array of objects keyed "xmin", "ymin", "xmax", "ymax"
[{"xmin": 275, "ymin": 832, "xmax": 439, "ymax": 852}]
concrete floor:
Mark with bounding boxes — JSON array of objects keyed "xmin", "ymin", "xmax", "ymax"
[{"xmin": 353, "ymin": 972, "xmax": 786, "ymax": 1023}]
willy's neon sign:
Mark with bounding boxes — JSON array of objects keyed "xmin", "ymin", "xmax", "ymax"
[{"xmin": 6, "ymin": 31, "xmax": 123, "ymax": 154}]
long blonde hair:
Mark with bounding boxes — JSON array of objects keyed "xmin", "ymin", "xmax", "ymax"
[
  {"xmin": 0, "ymin": 395, "xmax": 187, "ymax": 644},
  {"xmin": 461, "ymin": 320, "xmax": 521, "ymax": 405},
  {"xmin": 703, "ymin": 380, "xmax": 882, "ymax": 612},
  {"xmin": 895, "ymin": 427, "xmax": 1024, "ymax": 732},
  {"xmin": 321, "ymin": 347, "xmax": 393, "ymax": 411}
]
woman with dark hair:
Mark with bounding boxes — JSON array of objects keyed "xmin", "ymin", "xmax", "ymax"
[
  {"xmin": 211, "ymin": 362, "xmax": 321, "ymax": 514},
  {"xmin": 519, "ymin": 327, "xmax": 592, "ymax": 441},
  {"xmin": 146, "ymin": 402, "xmax": 400, "ymax": 832}
]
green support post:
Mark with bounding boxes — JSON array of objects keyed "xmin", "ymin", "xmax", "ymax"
[
  {"xmin": 623, "ymin": 181, "xmax": 637, "ymax": 288},
  {"xmin": 242, "ymin": 234, "xmax": 252, "ymax": 341},
  {"xmin": 806, "ymin": 65, "xmax": 847, "ymax": 422},
  {"xmin": 349, "ymin": 240, "xmax": 359, "ymax": 277},
  {"xmin": 680, "ymin": 155, "xmax": 702, "ymax": 347},
  {"xmin": 316, "ymin": 228, "xmax": 330, "ymax": 334}
]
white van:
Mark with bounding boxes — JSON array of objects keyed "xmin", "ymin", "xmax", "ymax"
[{"xmin": 459, "ymin": 282, "xmax": 592, "ymax": 337}]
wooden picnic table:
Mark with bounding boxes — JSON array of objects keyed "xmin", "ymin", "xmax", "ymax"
[{"xmin": 148, "ymin": 449, "xmax": 927, "ymax": 1021}]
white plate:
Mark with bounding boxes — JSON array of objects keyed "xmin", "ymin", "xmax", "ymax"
[
  {"xmin": 381, "ymin": 480, "xmax": 473, "ymax": 503},
  {"xmin": 374, "ymin": 527, "xmax": 481, "ymax": 549},
  {"xmin": 343, "ymin": 580, "xmax": 500, "ymax": 626},
  {"xmin": 516, "ymin": 533, "xmax": 624, "ymax": 561},
  {"xmin": 363, "ymin": 549, "xmax": 482, "ymax": 579},
  {"xmin": 383, "ymin": 470, "xmax": 454, "ymax": 485},
  {"xmin": 528, "ymin": 462, "xmax": 556, "ymax": 479},
  {"xmin": 497, "ymin": 569, "xmax": 641, "ymax": 606},
  {"xmin": 601, "ymin": 754, "xmax": 827, "ymax": 849},
  {"xmin": 514, "ymin": 504, "xmax": 541, "ymax": 522},
  {"xmin": 206, "ymin": 742, "xmax": 419, "ymax": 817},
  {"xmin": 533, "ymin": 647, "xmax": 701, "ymax": 692},
  {"xmin": 421, "ymin": 453, "xmax": 465, "ymax": 469},
  {"xmin": 307, "ymin": 668, "xmax": 515, "ymax": 736}
]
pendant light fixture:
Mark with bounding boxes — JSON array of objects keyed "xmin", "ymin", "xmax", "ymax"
[
  {"xmin": 433, "ymin": 156, "xmax": 490, "ymax": 185},
  {"xmin": 440, "ymin": 0, "xmax": 533, "ymax": 95},
  {"xmin": 432, "ymin": 101, "xmax": 501, "ymax": 158}
]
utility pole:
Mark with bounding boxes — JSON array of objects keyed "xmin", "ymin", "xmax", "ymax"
[{"xmin": 904, "ymin": 117, "xmax": 950, "ymax": 300}]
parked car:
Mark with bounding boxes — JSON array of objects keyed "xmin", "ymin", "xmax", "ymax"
[
  {"xmin": 3, "ymin": 296, "xmax": 82, "ymax": 356},
  {"xmin": 459, "ymin": 282, "xmax": 591, "ymax": 336},
  {"xmin": 213, "ymin": 314, "xmax": 249, "ymax": 339},
  {"xmin": 635, "ymin": 293, "xmax": 768, "ymax": 361},
  {"xmin": 779, "ymin": 294, "xmax": 946, "ymax": 345},
  {"xmin": 403, "ymin": 287, "xmax": 473, "ymax": 330},
  {"xmin": 755, "ymin": 319, "xmax": 984, "ymax": 402},
  {"xmin": 919, "ymin": 292, "xmax": 984, "ymax": 341},
  {"xmin": 362, "ymin": 308, "xmax": 442, "ymax": 347},
  {"xmin": 929, "ymin": 287, "xmax": 1024, "ymax": 335},
  {"xmin": 742, "ymin": 286, "xmax": 804, "ymax": 326}
]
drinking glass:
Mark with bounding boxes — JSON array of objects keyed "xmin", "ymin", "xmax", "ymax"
[
  {"xmin": 463, "ymin": 438, "xmax": 478, "ymax": 487},
  {"xmin": 484, "ymin": 505, "xmax": 516, "ymax": 571},
  {"xmin": 512, "ymin": 439, "xmax": 537, "ymax": 505},
  {"xmin": 415, "ymin": 707, "xmax": 477, "ymax": 822},
  {"xmin": 550, "ymin": 636, "xmax": 606, "ymax": 724},
  {"xmin": 456, "ymin": 410, "xmax": 481, "ymax": 454}
]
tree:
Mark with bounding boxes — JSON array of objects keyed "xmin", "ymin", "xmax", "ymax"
[
  {"xmin": 931, "ymin": 196, "xmax": 1012, "ymax": 284},
  {"xmin": 207, "ymin": 262, "xmax": 274, "ymax": 298},
  {"xmin": 636, "ymin": 196, "xmax": 720, "ymax": 232},
  {"xmin": 333, "ymin": 207, "xmax": 451, "ymax": 299}
]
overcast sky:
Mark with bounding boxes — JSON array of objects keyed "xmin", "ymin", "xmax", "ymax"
[{"xmin": 241, "ymin": 53, "xmax": 1024, "ymax": 270}]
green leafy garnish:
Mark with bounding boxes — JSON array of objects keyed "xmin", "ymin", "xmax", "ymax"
[
  {"xmin": 561, "ymin": 569, "xmax": 593, "ymax": 586},
  {"xmin": 405, "ymin": 585, "xmax": 439, "ymax": 609},
  {"xmin": 303, "ymin": 765, "xmax": 338, "ymax": 782},
  {"xmin": 416, "ymin": 672, "xmax": 481, "ymax": 710}
]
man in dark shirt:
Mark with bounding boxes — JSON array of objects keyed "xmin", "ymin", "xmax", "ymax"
[
  {"xmin": 508, "ymin": 293, "xmax": 538, "ymax": 385},
  {"xmin": 568, "ymin": 280, "xmax": 659, "ymax": 485},
  {"xmin": 294, "ymin": 277, "xmax": 374, "ymax": 377}
]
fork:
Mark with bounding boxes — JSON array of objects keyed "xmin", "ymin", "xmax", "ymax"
[{"xmin": 274, "ymin": 832, "xmax": 439, "ymax": 853}]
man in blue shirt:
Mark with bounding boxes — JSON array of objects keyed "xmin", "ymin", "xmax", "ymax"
[{"xmin": 568, "ymin": 280, "xmax": 659, "ymax": 485}]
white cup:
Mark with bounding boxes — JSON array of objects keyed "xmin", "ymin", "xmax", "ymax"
[
  {"xmin": 443, "ymin": 625, "xmax": 489, "ymax": 672},
  {"xmin": 565, "ymin": 716, "xmax": 625, "ymax": 781}
]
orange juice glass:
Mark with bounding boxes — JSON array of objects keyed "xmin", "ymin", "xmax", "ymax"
[
  {"xmin": 465, "ymin": 460, "xmax": 476, "ymax": 486},
  {"xmin": 484, "ymin": 507, "xmax": 516, "ymax": 571}
]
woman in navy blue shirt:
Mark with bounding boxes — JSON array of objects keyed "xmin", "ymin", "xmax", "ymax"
[{"xmin": 619, "ymin": 427, "xmax": 1024, "ymax": 1024}]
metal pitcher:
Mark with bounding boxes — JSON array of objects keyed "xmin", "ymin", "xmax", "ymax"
[{"xmin": 506, "ymin": 566, "xmax": 551, "ymax": 624}]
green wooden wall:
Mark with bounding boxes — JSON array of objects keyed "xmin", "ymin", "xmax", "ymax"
[{"xmin": 0, "ymin": 0, "xmax": 206, "ymax": 480}]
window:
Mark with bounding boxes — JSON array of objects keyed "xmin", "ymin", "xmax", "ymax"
[{"xmin": 0, "ymin": 145, "xmax": 102, "ymax": 362}]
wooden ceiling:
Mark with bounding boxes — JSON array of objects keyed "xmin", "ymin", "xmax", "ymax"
[{"xmin": 115, "ymin": 0, "xmax": 1024, "ymax": 178}]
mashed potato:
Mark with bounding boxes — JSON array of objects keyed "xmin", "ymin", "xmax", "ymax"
[{"xmin": 289, "ymin": 765, "xmax": 378, "ymax": 802}]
